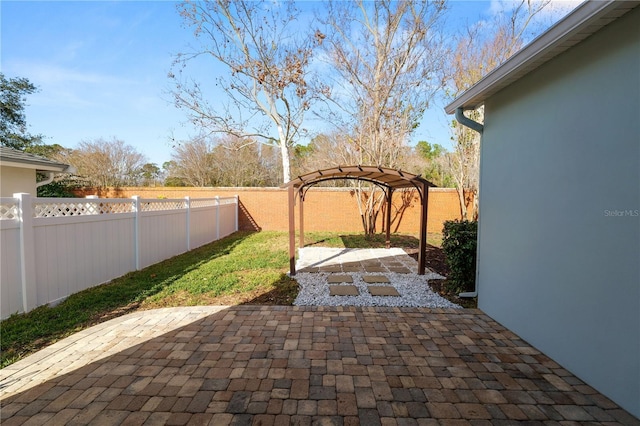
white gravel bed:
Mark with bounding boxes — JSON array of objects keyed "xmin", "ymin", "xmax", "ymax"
[{"xmin": 293, "ymin": 271, "xmax": 462, "ymax": 308}]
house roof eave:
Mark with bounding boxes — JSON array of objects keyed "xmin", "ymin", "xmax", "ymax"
[
  {"xmin": 0, "ymin": 159, "xmax": 70, "ymax": 172},
  {"xmin": 0, "ymin": 147, "xmax": 73, "ymax": 173}
]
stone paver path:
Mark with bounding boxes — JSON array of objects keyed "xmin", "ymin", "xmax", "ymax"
[{"xmin": 1, "ymin": 306, "xmax": 638, "ymax": 425}]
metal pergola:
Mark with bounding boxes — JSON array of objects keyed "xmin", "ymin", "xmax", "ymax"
[{"xmin": 282, "ymin": 165, "xmax": 435, "ymax": 276}]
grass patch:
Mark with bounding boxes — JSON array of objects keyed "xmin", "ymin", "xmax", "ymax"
[
  {"xmin": 303, "ymin": 232, "xmax": 443, "ymax": 248},
  {"xmin": 0, "ymin": 231, "xmax": 295, "ymax": 368}
]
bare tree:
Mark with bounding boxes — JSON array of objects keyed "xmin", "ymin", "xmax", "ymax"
[
  {"xmin": 169, "ymin": 134, "xmax": 282, "ymax": 187},
  {"xmin": 210, "ymin": 135, "xmax": 280, "ymax": 186},
  {"xmin": 171, "ymin": 0, "xmax": 318, "ymax": 184},
  {"xmin": 300, "ymin": 133, "xmax": 358, "ymax": 173},
  {"xmin": 448, "ymin": 0, "xmax": 550, "ymax": 219},
  {"xmin": 170, "ymin": 137, "xmax": 216, "ymax": 187},
  {"xmin": 56, "ymin": 138, "xmax": 147, "ymax": 188},
  {"xmin": 317, "ymin": 0, "xmax": 448, "ymax": 234},
  {"xmin": 448, "ymin": 110, "xmax": 481, "ymax": 219}
]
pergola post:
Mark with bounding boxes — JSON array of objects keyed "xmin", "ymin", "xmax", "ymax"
[
  {"xmin": 385, "ymin": 188, "xmax": 393, "ymax": 249},
  {"xmin": 418, "ymin": 182, "xmax": 429, "ymax": 275},
  {"xmin": 288, "ymin": 185, "xmax": 296, "ymax": 275},
  {"xmin": 299, "ymin": 191, "xmax": 305, "ymax": 248}
]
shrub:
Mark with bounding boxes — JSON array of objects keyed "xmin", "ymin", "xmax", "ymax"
[
  {"xmin": 36, "ymin": 179, "xmax": 77, "ymax": 197},
  {"xmin": 442, "ymin": 220, "xmax": 478, "ymax": 294}
]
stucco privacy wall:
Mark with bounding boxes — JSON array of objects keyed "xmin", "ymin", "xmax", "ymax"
[
  {"xmin": 478, "ymin": 6, "xmax": 639, "ymax": 417},
  {"xmin": 0, "ymin": 166, "xmax": 37, "ymax": 197},
  {"xmin": 73, "ymin": 187, "xmax": 466, "ymax": 234}
]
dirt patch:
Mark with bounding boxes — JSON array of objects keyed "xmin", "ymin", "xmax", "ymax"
[{"xmin": 406, "ymin": 244, "xmax": 477, "ymax": 309}]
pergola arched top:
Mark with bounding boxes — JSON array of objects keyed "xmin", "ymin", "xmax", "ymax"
[
  {"xmin": 283, "ymin": 166, "xmax": 435, "ymax": 276},
  {"xmin": 283, "ymin": 165, "xmax": 434, "ymax": 196}
]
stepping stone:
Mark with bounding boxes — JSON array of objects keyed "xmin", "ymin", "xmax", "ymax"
[
  {"xmin": 327, "ymin": 275, "xmax": 353, "ymax": 283},
  {"xmin": 329, "ymin": 285, "xmax": 359, "ymax": 296},
  {"xmin": 364, "ymin": 266, "xmax": 386, "ymax": 273},
  {"xmin": 389, "ymin": 267, "xmax": 412, "ymax": 274},
  {"xmin": 342, "ymin": 265, "xmax": 362, "ymax": 272},
  {"xmin": 368, "ymin": 286, "xmax": 400, "ymax": 297},
  {"xmin": 319, "ymin": 265, "xmax": 342, "ymax": 272},
  {"xmin": 362, "ymin": 275, "xmax": 390, "ymax": 283}
]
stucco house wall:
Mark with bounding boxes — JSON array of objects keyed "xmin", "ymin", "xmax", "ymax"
[
  {"xmin": 0, "ymin": 165, "xmax": 37, "ymax": 197},
  {"xmin": 477, "ymin": 6, "xmax": 639, "ymax": 416}
]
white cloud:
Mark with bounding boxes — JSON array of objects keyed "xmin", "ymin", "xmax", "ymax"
[{"xmin": 3, "ymin": 59, "xmax": 143, "ymax": 111}]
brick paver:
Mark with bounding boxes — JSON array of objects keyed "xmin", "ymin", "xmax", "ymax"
[{"xmin": 1, "ymin": 306, "xmax": 638, "ymax": 425}]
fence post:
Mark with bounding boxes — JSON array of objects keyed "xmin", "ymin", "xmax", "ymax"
[
  {"xmin": 185, "ymin": 196, "xmax": 191, "ymax": 251},
  {"xmin": 132, "ymin": 196, "xmax": 141, "ymax": 270},
  {"xmin": 235, "ymin": 195, "xmax": 239, "ymax": 232},
  {"xmin": 215, "ymin": 196, "xmax": 220, "ymax": 240},
  {"xmin": 15, "ymin": 193, "xmax": 37, "ymax": 313}
]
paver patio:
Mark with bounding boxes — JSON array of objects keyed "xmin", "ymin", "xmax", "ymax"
[{"xmin": 1, "ymin": 305, "xmax": 638, "ymax": 425}]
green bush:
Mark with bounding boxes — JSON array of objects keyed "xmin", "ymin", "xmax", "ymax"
[
  {"xmin": 442, "ymin": 220, "xmax": 478, "ymax": 294},
  {"xmin": 36, "ymin": 180, "xmax": 77, "ymax": 197}
]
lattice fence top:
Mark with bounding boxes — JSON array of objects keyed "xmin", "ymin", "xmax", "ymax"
[
  {"xmin": 191, "ymin": 199, "xmax": 218, "ymax": 208},
  {"xmin": 140, "ymin": 200, "xmax": 186, "ymax": 212},
  {"xmin": 0, "ymin": 200, "xmax": 18, "ymax": 220},
  {"xmin": 3, "ymin": 196, "xmax": 237, "ymax": 218},
  {"xmin": 189, "ymin": 197, "xmax": 237, "ymax": 208},
  {"xmin": 218, "ymin": 197, "xmax": 237, "ymax": 205},
  {"xmin": 33, "ymin": 199, "xmax": 134, "ymax": 218}
]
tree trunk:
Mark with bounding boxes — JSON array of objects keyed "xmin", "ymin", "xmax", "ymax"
[
  {"xmin": 355, "ymin": 185, "xmax": 386, "ymax": 236},
  {"xmin": 456, "ymin": 186, "xmax": 468, "ymax": 220},
  {"xmin": 471, "ymin": 189, "xmax": 479, "ymax": 221},
  {"xmin": 277, "ymin": 125, "xmax": 291, "ymax": 183}
]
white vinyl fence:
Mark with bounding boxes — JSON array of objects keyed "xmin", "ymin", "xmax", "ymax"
[{"xmin": 0, "ymin": 193, "xmax": 238, "ymax": 320}]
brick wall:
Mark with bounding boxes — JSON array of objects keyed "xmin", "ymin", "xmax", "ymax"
[{"xmin": 73, "ymin": 187, "xmax": 466, "ymax": 234}]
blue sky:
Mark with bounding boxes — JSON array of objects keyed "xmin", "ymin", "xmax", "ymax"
[{"xmin": 1, "ymin": 1, "xmax": 581, "ymax": 167}]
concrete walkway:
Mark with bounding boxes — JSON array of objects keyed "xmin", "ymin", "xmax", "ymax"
[
  {"xmin": 296, "ymin": 247, "xmax": 426, "ymax": 274},
  {"xmin": 1, "ymin": 306, "xmax": 638, "ymax": 425}
]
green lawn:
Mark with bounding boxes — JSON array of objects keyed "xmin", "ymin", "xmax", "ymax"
[
  {"xmin": 0, "ymin": 230, "xmax": 443, "ymax": 368},
  {"xmin": 0, "ymin": 231, "xmax": 294, "ymax": 368}
]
